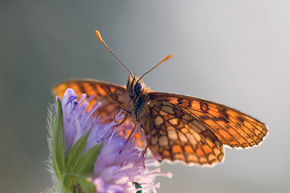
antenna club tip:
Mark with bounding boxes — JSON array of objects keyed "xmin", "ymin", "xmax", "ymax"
[
  {"xmin": 163, "ymin": 54, "xmax": 172, "ymax": 62},
  {"xmin": 95, "ymin": 30, "xmax": 104, "ymax": 42}
]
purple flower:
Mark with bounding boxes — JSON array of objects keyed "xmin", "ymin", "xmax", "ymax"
[{"xmin": 48, "ymin": 88, "xmax": 172, "ymax": 193}]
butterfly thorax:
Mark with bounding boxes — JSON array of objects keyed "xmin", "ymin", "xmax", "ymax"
[{"xmin": 126, "ymin": 75, "xmax": 150, "ymax": 127}]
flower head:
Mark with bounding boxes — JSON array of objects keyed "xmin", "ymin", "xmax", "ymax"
[{"xmin": 47, "ymin": 88, "xmax": 171, "ymax": 193}]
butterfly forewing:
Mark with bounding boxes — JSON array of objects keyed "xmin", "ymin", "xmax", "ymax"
[
  {"xmin": 148, "ymin": 100, "xmax": 224, "ymax": 165},
  {"xmin": 53, "ymin": 79, "xmax": 128, "ymax": 118},
  {"xmin": 53, "ymin": 79, "xmax": 147, "ymax": 147},
  {"xmin": 149, "ymin": 92, "xmax": 268, "ymax": 149}
]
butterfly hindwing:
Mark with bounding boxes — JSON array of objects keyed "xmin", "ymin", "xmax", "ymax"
[
  {"xmin": 148, "ymin": 100, "xmax": 224, "ymax": 165},
  {"xmin": 149, "ymin": 92, "xmax": 268, "ymax": 149}
]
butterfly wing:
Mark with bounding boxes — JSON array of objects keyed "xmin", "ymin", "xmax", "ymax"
[
  {"xmin": 53, "ymin": 79, "xmax": 129, "ymax": 119},
  {"xmin": 148, "ymin": 100, "xmax": 224, "ymax": 165},
  {"xmin": 149, "ymin": 92, "xmax": 268, "ymax": 149},
  {"xmin": 53, "ymin": 79, "xmax": 146, "ymax": 146}
]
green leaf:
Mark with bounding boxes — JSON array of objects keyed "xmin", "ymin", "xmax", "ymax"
[
  {"xmin": 63, "ymin": 173, "xmax": 96, "ymax": 193},
  {"xmin": 66, "ymin": 128, "xmax": 92, "ymax": 173},
  {"xmin": 73, "ymin": 143, "xmax": 104, "ymax": 176},
  {"xmin": 51, "ymin": 99, "xmax": 66, "ymax": 182}
]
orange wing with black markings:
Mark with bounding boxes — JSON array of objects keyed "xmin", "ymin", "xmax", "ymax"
[
  {"xmin": 53, "ymin": 79, "xmax": 129, "ymax": 118},
  {"xmin": 148, "ymin": 92, "xmax": 268, "ymax": 149},
  {"xmin": 53, "ymin": 79, "xmax": 146, "ymax": 147},
  {"xmin": 53, "ymin": 80, "xmax": 268, "ymax": 166},
  {"xmin": 148, "ymin": 100, "xmax": 224, "ymax": 165}
]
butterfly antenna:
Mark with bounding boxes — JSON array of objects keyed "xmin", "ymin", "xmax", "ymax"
[
  {"xmin": 138, "ymin": 54, "xmax": 172, "ymax": 82},
  {"xmin": 95, "ymin": 30, "xmax": 133, "ymax": 77}
]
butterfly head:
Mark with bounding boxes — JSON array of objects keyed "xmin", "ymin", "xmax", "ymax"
[
  {"xmin": 125, "ymin": 53, "xmax": 172, "ymax": 100},
  {"xmin": 127, "ymin": 75, "xmax": 145, "ymax": 99}
]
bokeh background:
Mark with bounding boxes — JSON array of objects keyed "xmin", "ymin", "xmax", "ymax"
[{"xmin": 1, "ymin": 1, "xmax": 289, "ymax": 193}]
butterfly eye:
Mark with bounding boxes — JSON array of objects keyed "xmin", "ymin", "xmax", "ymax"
[{"xmin": 134, "ymin": 82, "xmax": 143, "ymax": 94}]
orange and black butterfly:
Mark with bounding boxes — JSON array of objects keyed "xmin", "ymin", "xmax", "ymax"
[{"xmin": 53, "ymin": 31, "xmax": 268, "ymax": 166}]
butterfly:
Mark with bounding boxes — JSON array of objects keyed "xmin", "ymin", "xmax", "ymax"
[{"xmin": 53, "ymin": 31, "xmax": 268, "ymax": 166}]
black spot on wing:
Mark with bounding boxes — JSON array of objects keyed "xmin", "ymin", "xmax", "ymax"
[{"xmin": 200, "ymin": 102, "xmax": 209, "ymax": 112}]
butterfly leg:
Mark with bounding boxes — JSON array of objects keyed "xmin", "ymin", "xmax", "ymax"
[
  {"xmin": 119, "ymin": 123, "xmax": 137, "ymax": 153},
  {"xmin": 112, "ymin": 101, "xmax": 138, "ymax": 154},
  {"xmin": 141, "ymin": 143, "xmax": 150, "ymax": 158},
  {"xmin": 113, "ymin": 100, "xmax": 131, "ymax": 123},
  {"xmin": 140, "ymin": 140, "xmax": 151, "ymax": 168}
]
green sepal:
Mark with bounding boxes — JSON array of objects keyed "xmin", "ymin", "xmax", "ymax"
[
  {"xmin": 51, "ymin": 98, "xmax": 66, "ymax": 182},
  {"xmin": 73, "ymin": 143, "xmax": 104, "ymax": 176},
  {"xmin": 63, "ymin": 173, "xmax": 97, "ymax": 193},
  {"xmin": 66, "ymin": 128, "xmax": 92, "ymax": 173}
]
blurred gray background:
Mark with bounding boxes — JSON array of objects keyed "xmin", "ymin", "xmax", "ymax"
[{"xmin": 1, "ymin": 0, "xmax": 289, "ymax": 193}]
